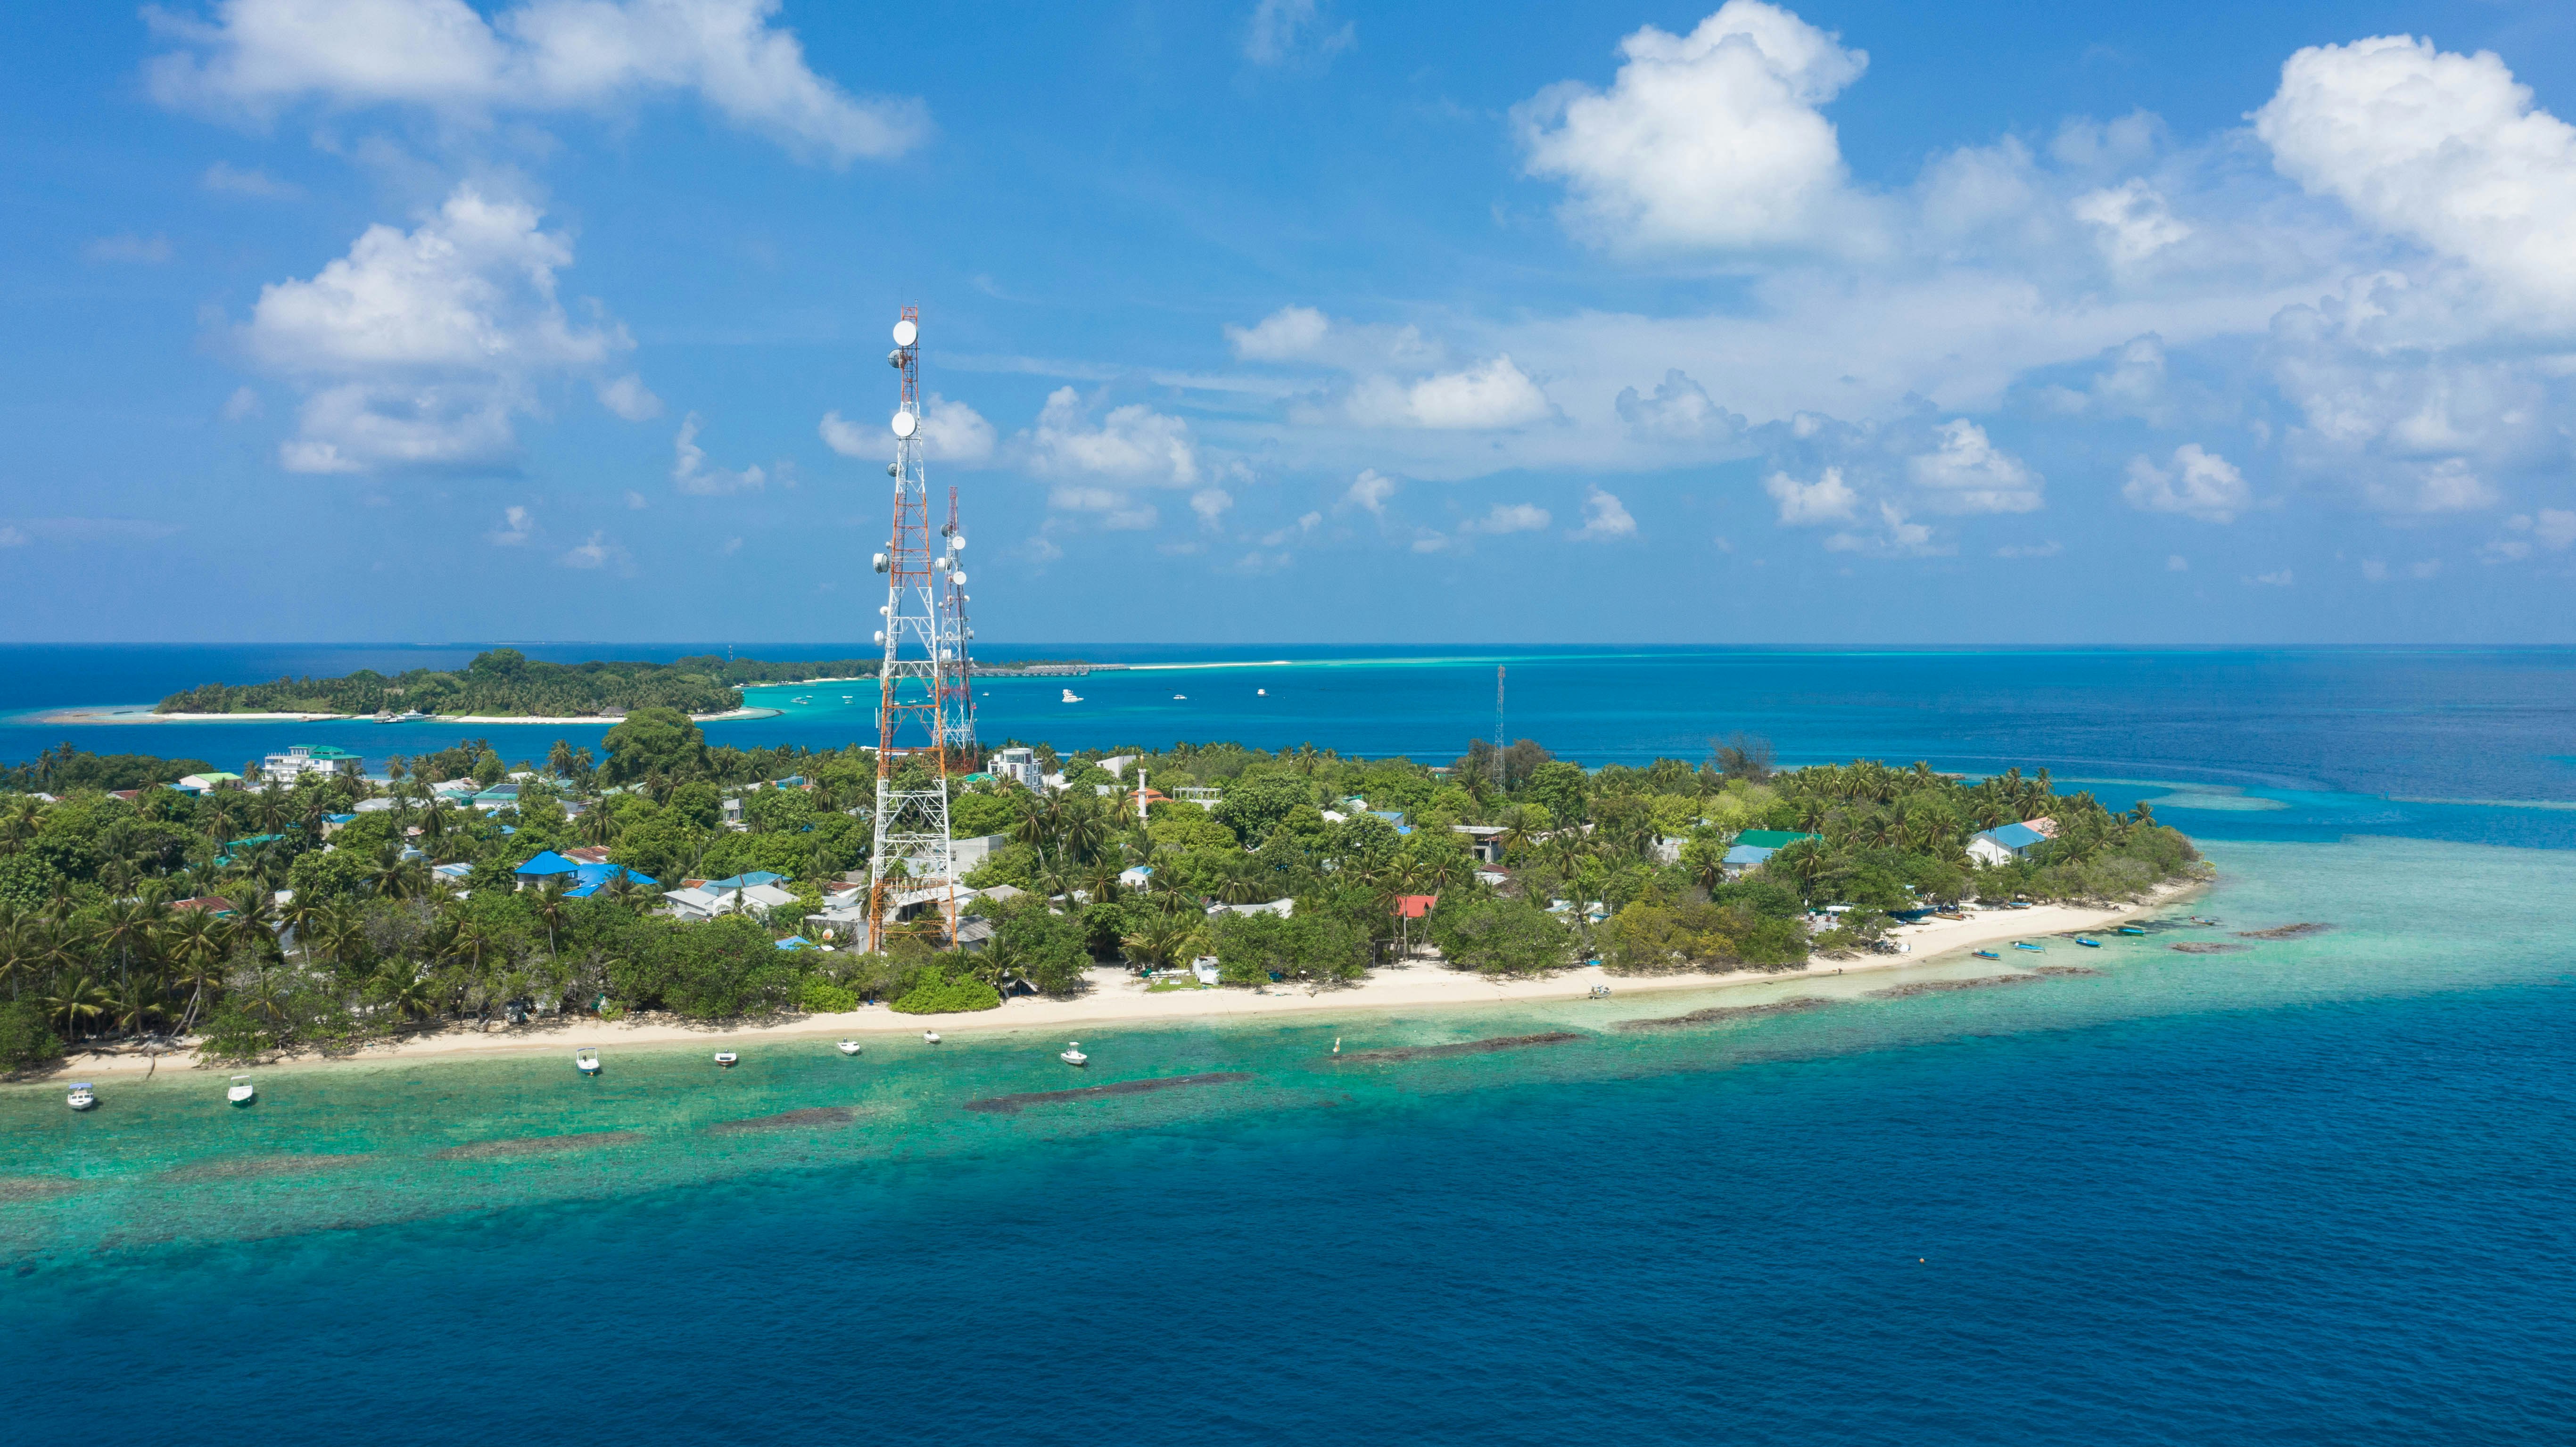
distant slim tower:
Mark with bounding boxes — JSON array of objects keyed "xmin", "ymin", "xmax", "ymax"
[
  {"xmin": 867, "ymin": 307, "xmax": 955, "ymax": 953},
  {"xmin": 937, "ymin": 485, "xmax": 977, "ymax": 753}
]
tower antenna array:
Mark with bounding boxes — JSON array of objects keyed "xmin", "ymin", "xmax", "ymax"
[
  {"xmin": 937, "ymin": 485, "xmax": 977, "ymax": 753},
  {"xmin": 866, "ymin": 307, "xmax": 955, "ymax": 953}
]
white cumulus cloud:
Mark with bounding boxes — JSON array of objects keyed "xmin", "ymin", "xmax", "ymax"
[
  {"xmin": 244, "ymin": 185, "xmax": 625, "ymax": 473},
  {"xmin": 1226, "ymin": 304, "xmax": 1331, "ymax": 361},
  {"xmin": 1572, "ymin": 485, "xmax": 1637, "ymax": 540},
  {"xmin": 1907, "ymin": 419, "xmax": 2043, "ymax": 513},
  {"xmin": 1028, "ymin": 388, "xmax": 1201, "ymax": 485},
  {"xmin": 2123, "ymin": 444, "xmax": 2252, "ymax": 522},
  {"xmin": 820, "ymin": 393, "xmax": 992, "ymax": 465},
  {"xmin": 1517, "ymin": 0, "xmax": 1871, "ymax": 253},
  {"xmin": 2072, "ymin": 179, "xmax": 2191, "ymax": 266},
  {"xmin": 595, "ymin": 373, "xmax": 662, "ymax": 421},
  {"xmin": 1350, "ymin": 355, "xmax": 1551, "ymax": 430},
  {"xmin": 1343, "ymin": 468, "xmax": 1395, "ymax": 514},
  {"xmin": 145, "ymin": 0, "xmax": 927, "ymax": 165},
  {"xmin": 489, "ymin": 504, "xmax": 533, "ymax": 544},
  {"xmin": 1245, "ymin": 0, "xmax": 1353, "ymax": 67},
  {"xmin": 1460, "ymin": 502, "xmax": 1551, "ymax": 535},
  {"xmin": 1763, "ymin": 465, "xmax": 1858, "ymax": 524}
]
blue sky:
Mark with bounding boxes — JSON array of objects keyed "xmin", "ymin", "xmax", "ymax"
[{"xmin": 6, "ymin": 0, "xmax": 2576, "ymax": 645}]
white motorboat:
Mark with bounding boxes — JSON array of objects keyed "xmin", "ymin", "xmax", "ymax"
[
  {"xmin": 836, "ymin": 1039, "xmax": 863, "ymax": 1056},
  {"xmin": 1172, "ymin": 693, "xmax": 1187, "ymax": 700},
  {"xmin": 226, "ymin": 1075, "xmax": 256, "ymax": 1107},
  {"xmin": 922, "ymin": 1030, "xmax": 941, "ymax": 1044},
  {"xmin": 1059, "ymin": 1041, "xmax": 1088, "ymax": 1068},
  {"xmin": 1256, "ymin": 688, "xmax": 1267, "ymax": 696},
  {"xmin": 1061, "ymin": 689, "xmax": 1083, "ymax": 703},
  {"xmin": 714, "ymin": 1051, "xmax": 738, "ymax": 1068},
  {"xmin": 66, "ymin": 1082, "xmax": 96, "ymax": 1111},
  {"xmin": 575, "ymin": 1048, "xmax": 601, "ymax": 1076}
]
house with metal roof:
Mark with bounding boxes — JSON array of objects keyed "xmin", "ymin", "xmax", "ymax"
[
  {"xmin": 1967, "ymin": 822, "xmax": 2052, "ymax": 866},
  {"xmin": 262, "ymin": 745, "xmax": 363, "ymax": 787},
  {"xmin": 1723, "ymin": 829, "xmax": 1822, "ymax": 872}
]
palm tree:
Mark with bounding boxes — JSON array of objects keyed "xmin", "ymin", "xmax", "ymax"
[
  {"xmin": 577, "ymin": 796, "xmax": 619, "ymax": 847},
  {"xmin": 46, "ymin": 974, "xmax": 112, "ymax": 1041},
  {"xmin": 0, "ymin": 797, "xmax": 44, "ymax": 856},
  {"xmin": 368, "ymin": 845, "xmax": 424, "ymax": 901},
  {"xmin": 531, "ymin": 877, "xmax": 572, "ymax": 967},
  {"xmin": 166, "ymin": 911, "xmax": 230, "ymax": 1036},
  {"xmin": 112, "ymin": 969, "xmax": 167, "ymax": 1040},
  {"xmin": 91, "ymin": 898, "xmax": 167, "ymax": 995},
  {"xmin": 0, "ymin": 916, "xmax": 47, "ymax": 1001},
  {"xmin": 373, "ymin": 962, "xmax": 441, "ymax": 1027}
]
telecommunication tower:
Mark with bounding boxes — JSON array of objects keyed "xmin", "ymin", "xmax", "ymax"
[
  {"xmin": 866, "ymin": 308, "xmax": 960, "ymax": 952},
  {"xmin": 937, "ymin": 485, "xmax": 978, "ymax": 753}
]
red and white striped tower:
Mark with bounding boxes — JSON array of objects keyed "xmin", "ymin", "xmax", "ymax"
[{"xmin": 866, "ymin": 307, "xmax": 954, "ymax": 952}]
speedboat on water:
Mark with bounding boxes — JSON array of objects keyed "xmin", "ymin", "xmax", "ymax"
[
  {"xmin": 66, "ymin": 1082, "xmax": 96, "ymax": 1111},
  {"xmin": 1972, "ymin": 949, "xmax": 2001, "ymax": 960},
  {"xmin": 226, "ymin": 1075, "xmax": 256, "ymax": 1107},
  {"xmin": 1061, "ymin": 689, "xmax": 1083, "ymax": 703},
  {"xmin": 575, "ymin": 1048, "xmax": 601, "ymax": 1076},
  {"xmin": 2117, "ymin": 925, "xmax": 2147, "ymax": 936},
  {"xmin": 922, "ymin": 1030, "xmax": 941, "ymax": 1044},
  {"xmin": 1173, "ymin": 693, "xmax": 1187, "ymax": 700},
  {"xmin": 837, "ymin": 1039, "xmax": 862, "ymax": 1056},
  {"xmin": 714, "ymin": 1051, "xmax": 738, "ymax": 1068},
  {"xmin": 2075, "ymin": 937, "xmax": 2101, "ymax": 948},
  {"xmin": 1060, "ymin": 1041, "xmax": 1088, "ymax": 1067},
  {"xmin": 2014, "ymin": 941, "xmax": 2044, "ymax": 952}
]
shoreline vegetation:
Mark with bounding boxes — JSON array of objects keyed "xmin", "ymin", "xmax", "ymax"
[
  {"xmin": 139, "ymin": 647, "xmax": 1098, "ymax": 720},
  {"xmin": 0, "ymin": 711, "xmax": 2208, "ymax": 1083}
]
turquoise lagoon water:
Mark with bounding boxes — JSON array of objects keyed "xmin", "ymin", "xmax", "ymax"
[{"xmin": 3, "ymin": 646, "xmax": 2575, "ymax": 1441}]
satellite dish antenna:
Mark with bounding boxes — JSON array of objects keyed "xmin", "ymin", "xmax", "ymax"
[
  {"xmin": 892, "ymin": 318, "xmax": 918, "ymax": 347},
  {"xmin": 891, "ymin": 410, "xmax": 917, "ymax": 439}
]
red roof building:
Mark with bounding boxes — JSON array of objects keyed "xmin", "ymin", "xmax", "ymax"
[{"xmin": 1393, "ymin": 894, "xmax": 1439, "ymax": 919}]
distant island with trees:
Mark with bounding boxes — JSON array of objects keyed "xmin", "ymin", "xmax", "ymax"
[
  {"xmin": 0, "ymin": 715, "xmax": 2205, "ymax": 1075},
  {"xmin": 149, "ymin": 648, "xmax": 1093, "ymax": 718}
]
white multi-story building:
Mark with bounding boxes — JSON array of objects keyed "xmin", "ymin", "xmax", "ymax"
[
  {"xmin": 261, "ymin": 745, "xmax": 363, "ymax": 787},
  {"xmin": 991, "ymin": 747, "xmax": 1043, "ymax": 790}
]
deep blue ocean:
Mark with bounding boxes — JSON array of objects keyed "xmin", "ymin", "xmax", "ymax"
[{"xmin": 5, "ymin": 645, "xmax": 2575, "ymax": 1443}]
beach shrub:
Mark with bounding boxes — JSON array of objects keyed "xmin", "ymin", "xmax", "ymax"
[
  {"xmin": 1210, "ymin": 911, "xmax": 1369, "ymax": 986},
  {"xmin": 1601, "ymin": 900, "xmax": 1812, "ymax": 975},
  {"xmin": 194, "ymin": 1003, "xmax": 271, "ymax": 1065},
  {"xmin": 889, "ymin": 967, "xmax": 1001, "ymax": 1014},
  {"xmin": 798, "ymin": 978, "xmax": 859, "ymax": 1013},
  {"xmin": 1427, "ymin": 897, "xmax": 1574, "ymax": 976},
  {"xmin": 606, "ymin": 916, "xmax": 801, "ymax": 1019},
  {"xmin": 0, "ymin": 999, "xmax": 62, "ymax": 1073}
]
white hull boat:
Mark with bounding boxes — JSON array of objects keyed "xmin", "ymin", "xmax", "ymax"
[
  {"xmin": 922, "ymin": 1030, "xmax": 941, "ymax": 1044},
  {"xmin": 66, "ymin": 1082, "xmax": 96, "ymax": 1111},
  {"xmin": 1059, "ymin": 1042, "xmax": 1088, "ymax": 1068},
  {"xmin": 575, "ymin": 1048, "xmax": 601, "ymax": 1076},
  {"xmin": 836, "ymin": 1039, "xmax": 863, "ymax": 1056},
  {"xmin": 714, "ymin": 1052, "xmax": 738, "ymax": 1068},
  {"xmin": 1061, "ymin": 689, "xmax": 1083, "ymax": 703},
  {"xmin": 226, "ymin": 1075, "xmax": 256, "ymax": 1107}
]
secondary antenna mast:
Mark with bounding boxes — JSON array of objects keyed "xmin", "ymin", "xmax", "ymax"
[
  {"xmin": 937, "ymin": 485, "xmax": 977, "ymax": 753},
  {"xmin": 866, "ymin": 307, "xmax": 955, "ymax": 953}
]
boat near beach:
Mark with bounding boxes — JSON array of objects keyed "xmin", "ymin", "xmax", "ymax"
[
  {"xmin": 1060, "ymin": 1041, "xmax": 1089, "ymax": 1068},
  {"xmin": 714, "ymin": 1052, "xmax": 738, "ymax": 1068},
  {"xmin": 923, "ymin": 1030, "xmax": 941, "ymax": 1044},
  {"xmin": 2076, "ymin": 937, "xmax": 2101, "ymax": 947},
  {"xmin": 1973, "ymin": 949, "xmax": 2001, "ymax": 960},
  {"xmin": 1934, "ymin": 910, "xmax": 1967, "ymax": 921},
  {"xmin": 2117, "ymin": 925, "xmax": 2147, "ymax": 936},
  {"xmin": 226, "ymin": 1074, "xmax": 256, "ymax": 1107},
  {"xmin": 2015, "ymin": 941, "xmax": 2044, "ymax": 952},
  {"xmin": 66, "ymin": 1082, "xmax": 95, "ymax": 1111},
  {"xmin": 1061, "ymin": 689, "xmax": 1082, "ymax": 703},
  {"xmin": 836, "ymin": 1039, "xmax": 862, "ymax": 1056},
  {"xmin": 575, "ymin": 1048, "xmax": 600, "ymax": 1076}
]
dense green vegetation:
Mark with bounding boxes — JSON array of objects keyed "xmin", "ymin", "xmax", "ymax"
[
  {"xmin": 153, "ymin": 649, "xmax": 1097, "ymax": 717},
  {"xmin": 154, "ymin": 648, "xmax": 883, "ymax": 717},
  {"xmin": 0, "ymin": 724, "xmax": 2201, "ymax": 1074}
]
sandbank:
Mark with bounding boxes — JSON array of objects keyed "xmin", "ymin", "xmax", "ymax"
[{"xmin": 37, "ymin": 883, "xmax": 2197, "ymax": 1081}]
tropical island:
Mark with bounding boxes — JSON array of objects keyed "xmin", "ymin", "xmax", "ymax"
[{"xmin": 0, "ymin": 715, "xmax": 2204, "ymax": 1076}]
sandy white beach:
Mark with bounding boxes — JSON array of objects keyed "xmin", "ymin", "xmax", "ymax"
[{"xmin": 43, "ymin": 886, "xmax": 2196, "ymax": 1079}]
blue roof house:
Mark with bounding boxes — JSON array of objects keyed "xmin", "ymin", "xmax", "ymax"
[{"xmin": 1968, "ymin": 822, "xmax": 2050, "ymax": 866}]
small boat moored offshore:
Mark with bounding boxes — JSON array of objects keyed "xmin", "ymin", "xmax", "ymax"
[
  {"xmin": 2076, "ymin": 937, "xmax": 2102, "ymax": 948},
  {"xmin": 1060, "ymin": 1041, "xmax": 1089, "ymax": 1068},
  {"xmin": 714, "ymin": 1052, "xmax": 738, "ymax": 1068},
  {"xmin": 1061, "ymin": 689, "xmax": 1083, "ymax": 703},
  {"xmin": 2117, "ymin": 925, "xmax": 2148, "ymax": 936},
  {"xmin": 226, "ymin": 1075, "xmax": 256, "ymax": 1107},
  {"xmin": 66, "ymin": 1082, "xmax": 96, "ymax": 1111},
  {"xmin": 2014, "ymin": 942, "xmax": 2044, "ymax": 952},
  {"xmin": 1973, "ymin": 949, "xmax": 2001, "ymax": 960},
  {"xmin": 575, "ymin": 1048, "xmax": 601, "ymax": 1076},
  {"xmin": 836, "ymin": 1039, "xmax": 863, "ymax": 1056},
  {"xmin": 922, "ymin": 1030, "xmax": 941, "ymax": 1045}
]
